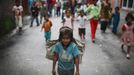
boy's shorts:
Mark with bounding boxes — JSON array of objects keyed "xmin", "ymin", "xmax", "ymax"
[
  {"xmin": 78, "ymin": 28, "xmax": 85, "ymax": 35},
  {"xmin": 58, "ymin": 67, "xmax": 74, "ymax": 75},
  {"xmin": 44, "ymin": 31, "xmax": 51, "ymax": 40}
]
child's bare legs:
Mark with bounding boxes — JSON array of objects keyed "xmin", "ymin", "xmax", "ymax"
[
  {"xmin": 80, "ymin": 33, "xmax": 85, "ymax": 40},
  {"xmin": 79, "ymin": 28, "xmax": 85, "ymax": 40},
  {"xmin": 79, "ymin": 29, "xmax": 82, "ymax": 40},
  {"xmin": 121, "ymin": 44, "xmax": 125, "ymax": 53},
  {"xmin": 79, "ymin": 34, "xmax": 82, "ymax": 40},
  {"xmin": 126, "ymin": 45, "xmax": 131, "ymax": 59},
  {"xmin": 121, "ymin": 43, "xmax": 131, "ymax": 59},
  {"xmin": 82, "ymin": 34, "xmax": 85, "ymax": 40}
]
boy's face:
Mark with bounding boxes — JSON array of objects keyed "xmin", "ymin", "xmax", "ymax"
[
  {"xmin": 93, "ymin": 0, "xmax": 97, "ymax": 4},
  {"xmin": 80, "ymin": 12, "xmax": 84, "ymax": 16},
  {"xmin": 44, "ymin": 16, "xmax": 49, "ymax": 20},
  {"xmin": 66, "ymin": 11, "xmax": 70, "ymax": 16},
  {"xmin": 61, "ymin": 35, "xmax": 71, "ymax": 46}
]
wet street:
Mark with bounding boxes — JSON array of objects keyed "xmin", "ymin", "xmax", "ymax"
[{"xmin": 0, "ymin": 17, "xmax": 134, "ymax": 75}]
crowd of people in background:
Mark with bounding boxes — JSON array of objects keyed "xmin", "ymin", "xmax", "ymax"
[{"xmin": 25, "ymin": 0, "xmax": 121, "ymax": 42}]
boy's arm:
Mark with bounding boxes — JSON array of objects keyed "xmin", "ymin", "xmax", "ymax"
[
  {"xmin": 52, "ymin": 52, "xmax": 58, "ymax": 75},
  {"xmin": 41, "ymin": 23, "xmax": 44, "ymax": 32},
  {"xmin": 122, "ymin": 24, "xmax": 126, "ymax": 32},
  {"xmin": 12, "ymin": 6, "xmax": 15, "ymax": 11},
  {"xmin": 41, "ymin": 27, "xmax": 43, "ymax": 32},
  {"xmin": 75, "ymin": 56, "xmax": 80, "ymax": 75},
  {"xmin": 85, "ymin": 5, "xmax": 91, "ymax": 14},
  {"xmin": 111, "ymin": 13, "xmax": 114, "ymax": 18},
  {"xmin": 20, "ymin": 6, "xmax": 23, "ymax": 12},
  {"xmin": 50, "ymin": 21, "xmax": 53, "ymax": 27},
  {"xmin": 73, "ymin": 45, "xmax": 80, "ymax": 75},
  {"xmin": 76, "ymin": 16, "xmax": 79, "ymax": 21},
  {"xmin": 133, "ymin": 27, "xmax": 134, "ymax": 33},
  {"xmin": 63, "ymin": 18, "xmax": 65, "ymax": 26},
  {"xmin": 20, "ymin": 6, "xmax": 24, "ymax": 16},
  {"xmin": 71, "ymin": 17, "xmax": 74, "ymax": 30}
]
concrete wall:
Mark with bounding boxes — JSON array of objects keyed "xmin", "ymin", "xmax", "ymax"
[{"xmin": 0, "ymin": 0, "xmax": 16, "ymax": 37}]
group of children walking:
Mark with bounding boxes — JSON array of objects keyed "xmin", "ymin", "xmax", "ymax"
[{"xmin": 41, "ymin": 1, "xmax": 134, "ymax": 60}]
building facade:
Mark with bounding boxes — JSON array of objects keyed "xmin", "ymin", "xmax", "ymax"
[
  {"xmin": 85, "ymin": 0, "xmax": 134, "ymax": 11},
  {"xmin": 110, "ymin": 0, "xmax": 134, "ymax": 11}
]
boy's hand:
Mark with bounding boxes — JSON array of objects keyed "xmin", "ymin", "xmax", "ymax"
[
  {"xmin": 41, "ymin": 28, "xmax": 43, "ymax": 32},
  {"xmin": 52, "ymin": 69, "xmax": 56, "ymax": 75},
  {"xmin": 75, "ymin": 71, "xmax": 80, "ymax": 75}
]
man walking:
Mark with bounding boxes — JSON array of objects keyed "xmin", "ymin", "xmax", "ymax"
[{"xmin": 30, "ymin": 2, "xmax": 40, "ymax": 27}]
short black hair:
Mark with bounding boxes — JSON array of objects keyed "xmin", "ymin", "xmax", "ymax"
[
  {"xmin": 115, "ymin": 7, "xmax": 119, "ymax": 11},
  {"xmin": 125, "ymin": 12, "xmax": 134, "ymax": 22},
  {"xmin": 59, "ymin": 26, "xmax": 74, "ymax": 42}
]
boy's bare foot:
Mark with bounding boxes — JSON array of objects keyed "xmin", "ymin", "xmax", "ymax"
[{"xmin": 126, "ymin": 54, "xmax": 130, "ymax": 59}]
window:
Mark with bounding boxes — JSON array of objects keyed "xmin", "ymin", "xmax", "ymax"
[
  {"xmin": 122, "ymin": 0, "xmax": 134, "ymax": 10},
  {"xmin": 128, "ymin": 0, "xmax": 133, "ymax": 8},
  {"xmin": 123, "ymin": 0, "xmax": 127, "ymax": 7}
]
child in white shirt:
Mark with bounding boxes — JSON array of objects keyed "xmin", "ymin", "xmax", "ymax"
[
  {"xmin": 77, "ymin": 10, "xmax": 87, "ymax": 40},
  {"xmin": 12, "ymin": 3, "xmax": 23, "ymax": 32},
  {"xmin": 63, "ymin": 10, "xmax": 74, "ymax": 29}
]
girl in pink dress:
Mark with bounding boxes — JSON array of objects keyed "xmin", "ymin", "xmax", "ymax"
[{"xmin": 121, "ymin": 12, "xmax": 134, "ymax": 59}]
